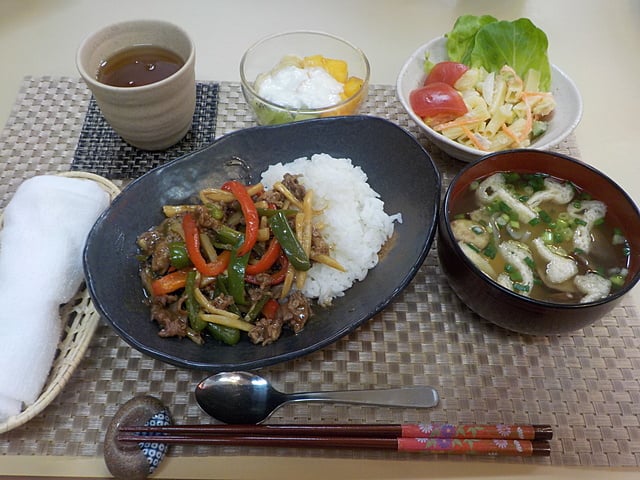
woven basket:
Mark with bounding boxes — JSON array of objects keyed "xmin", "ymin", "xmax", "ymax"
[{"xmin": 0, "ymin": 171, "xmax": 120, "ymax": 434}]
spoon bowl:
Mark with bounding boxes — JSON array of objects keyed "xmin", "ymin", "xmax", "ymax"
[{"xmin": 195, "ymin": 371, "xmax": 439, "ymax": 424}]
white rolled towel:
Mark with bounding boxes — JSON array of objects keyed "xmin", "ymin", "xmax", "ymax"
[{"xmin": 0, "ymin": 175, "xmax": 110, "ymax": 421}]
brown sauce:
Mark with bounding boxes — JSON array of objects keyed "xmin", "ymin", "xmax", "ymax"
[{"xmin": 97, "ymin": 45, "xmax": 184, "ymax": 87}]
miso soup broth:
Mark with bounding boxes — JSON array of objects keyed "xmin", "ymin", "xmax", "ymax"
[{"xmin": 450, "ymin": 171, "xmax": 631, "ymax": 304}]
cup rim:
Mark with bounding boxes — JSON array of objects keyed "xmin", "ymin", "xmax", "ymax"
[
  {"xmin": 239, "ymin": 30, "xmax": 371, "ymax": 114},
  {"xmin": 76, "ymin": 19, "xmax": 195, "ymax": 92}
]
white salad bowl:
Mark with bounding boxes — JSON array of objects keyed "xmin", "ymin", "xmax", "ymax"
[{"xmin": 396, "ymin": 36, "xmax": 583, "ymax": 162}]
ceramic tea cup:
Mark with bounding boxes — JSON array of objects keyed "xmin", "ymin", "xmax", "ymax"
[{"xmin": 76, "ymin": 19, "xmax": 196, "ymax": 151}]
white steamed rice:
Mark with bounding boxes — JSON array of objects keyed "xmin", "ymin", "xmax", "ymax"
[{"xmin": 261, "ymin": 153, "xmax": 402, "ymax": 306}]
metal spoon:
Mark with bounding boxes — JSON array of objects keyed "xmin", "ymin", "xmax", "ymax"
[{"xmin": 195, "ymin": 371, "xmax": 439, "ymax": 424}]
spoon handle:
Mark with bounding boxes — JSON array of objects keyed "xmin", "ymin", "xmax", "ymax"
[{"xmin": 286, "ymin": 386, "xmax": 439, "ymax": 408}]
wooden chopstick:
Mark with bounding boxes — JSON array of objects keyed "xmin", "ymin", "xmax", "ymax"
[
  {"xmin": 119, "ymin": 423, "xmax": 553, "ymax": 440},
  {"xmin": 116, "ymin": 433, "xmax": 550, "ymax": 457}
]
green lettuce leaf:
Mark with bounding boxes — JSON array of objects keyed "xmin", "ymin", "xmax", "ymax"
[
  {"xmin": 446, "ymin": 14, "xmax": 498, "ymax": 65},
  {"xmin": 445, "ymin": 15, "xmax": 552, "ymax": 91}
]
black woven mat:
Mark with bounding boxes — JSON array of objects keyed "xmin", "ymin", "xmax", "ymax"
[{"xmin": 71, "ymin": 82, "xmax": 219, "ymax": 179}]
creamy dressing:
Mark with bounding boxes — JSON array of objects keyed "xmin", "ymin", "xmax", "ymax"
[{"xmin": 257, "ymin": 65, "xmax": 344, "ymax": 109}]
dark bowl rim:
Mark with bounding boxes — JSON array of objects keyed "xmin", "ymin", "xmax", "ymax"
[{"xmin": 440, "ymin": 148, "xmax": 640, "ymax": 310}]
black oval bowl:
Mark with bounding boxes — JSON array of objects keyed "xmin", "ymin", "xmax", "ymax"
[
  {"xmin": 437, "ymin": 149, "xmax": 640, "ymax": 335},
  {"xmin": 83, "ymin": 115, "xmax": 440, "ymax": 371}
]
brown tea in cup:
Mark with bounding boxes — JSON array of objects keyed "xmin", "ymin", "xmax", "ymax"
[{"xmin": 97, "ymin": 45, "xmax": 185, "ymax": 88}]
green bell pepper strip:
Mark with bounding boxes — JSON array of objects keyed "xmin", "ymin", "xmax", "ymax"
[
  {"xmin": 206, "ymin": 203, "xmax": 224, "ymax": 220},
  {"xmin": 256, "ymin": 207, "xmax": 298, "ymax": 218},
  {"xmin": 216, "ymin": 225, "xmax": 243, "ymax": 245},
  {"xmin": 168, "ymin": 241, "xmax": 191, "ymax": 269},
  {"xmin": 227, "ymin": 247, "xmax": 250, "ymax": 305},
  {"xmin": 214, "ymin": 275, "xmax": 242, "ymax": 315},
  {"xmin": 206, "ymin": 323, "xmax": 241, "ymax": 345},
  {"xmin": 268, "ymin": 211, "xmax": 311, "ymax": 271},
  {"xmin": 185, "ymin": 271, "xmax": 207, "ymax": 332},
  {"xmin": 244, "ymin": 294, "xmax": 272, "ymax": 323}
]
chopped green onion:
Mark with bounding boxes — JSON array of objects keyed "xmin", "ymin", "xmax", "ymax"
[
  {"xmin": 465, "ymin": 242, "xmax": 481, "ymax": 253},
  {"xmin": 542, "ymin": 230, "xmax": 554, "ymax": 244},
  {"xmin": 609, "ymin": 274, "xmax": 625, "ymax": 288},
  {"xmin": 539, "ymin": 210, "xmax": 552, "ymax": 224},
  {"xmin": 482, "ymin": 243, "xmax": 497, "ymax": 259},
  {"xmin": 504, "ymin": 172, "xmax": 521, "ymax": 183},
  {"xmin": 505, "ymin": 264, "xmax": 523, "ymax": 282},
  {"xmin": 498, "ymin": 201, "xmax": 512, "ymax": 213}
]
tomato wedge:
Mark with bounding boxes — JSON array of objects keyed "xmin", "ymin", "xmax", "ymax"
[
  {"xmin": 424, "ymin": 61, "xmax": 469, "ymax": 87},
  {"xmin": 409, "ymin": 82, "xmax": 468, "ymax": 125}
]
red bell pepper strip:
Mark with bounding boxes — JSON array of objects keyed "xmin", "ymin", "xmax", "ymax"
[
  {"xmin": 221, "ymin": 180, "xmax": 259, "ymax": 256},
  {"xmin": 151, "ymin": 269, "xmax": 190, "ymax": 296},
  {"xmin": 261, "ymin": 298, "xmax": 279, "ymax": 320},
  {"xmin": 245, "ymin": 238, "xmax": 281, "ymax": 275},
  {"xmin": 182, "ymin": 212, "xmax": 231, "ymax": 276},
  {"xmin": 245, "ymin": 253, "xmax": 289, "ymax": 286}
]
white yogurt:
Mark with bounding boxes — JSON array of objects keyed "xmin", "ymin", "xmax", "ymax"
[{"xmin": 257, "ymin": 65, "xmax": 344, "ymax": 109}]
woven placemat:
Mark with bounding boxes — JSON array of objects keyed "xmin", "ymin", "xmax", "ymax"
[
  {"xmin": 71, "ymin": 82, "xmax": 219, "ymax": 179},
  {"xmin": 0, "ymin": 76, "xmax": 639, "ymax": 468}
]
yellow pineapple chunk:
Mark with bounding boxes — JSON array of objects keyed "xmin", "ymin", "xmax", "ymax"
[
  {"xmin": 302, "ymin": 55, "xmax": 325, "ymax": 68},
  {"xmin": 323, "ymin": 58, "xmax": 349, "ymax": 83},
  {"xmin": 343, "ymin": 76, "xmax": 364, "ymax": 98}
]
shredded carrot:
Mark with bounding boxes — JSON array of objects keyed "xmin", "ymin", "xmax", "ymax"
[
  {"xmin": 432, "ymin": 115, "xmax": 487, "ymax": 132},
  {"xmin": 501, "ymin": 124, "xmax": 521, "ymax": 146},
  {"xmin": 522, "ymin": 91, "xmax": 553, "ymax": 99},
  {"xmin": 460, "ymin": 125, "xmax": 489, "ymax": 151}
]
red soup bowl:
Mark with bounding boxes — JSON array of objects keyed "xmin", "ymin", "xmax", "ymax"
[{"xmin": 437, "ymin": 149, "xmax": 640, "ymax": 335}]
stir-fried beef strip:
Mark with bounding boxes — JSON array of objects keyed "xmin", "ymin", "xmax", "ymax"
[
  {"xmin": 137, "ymin": 219, "xmax": 184, "ymax": 275},
  {"xmin": 311, "ymin": 226, "xmax": 331, "ymax": 257},
  {"xmin": 281, "ymin": 290, "xmax": 312, "ymax": 333},
  {"xmin": 282, "ymin": 173, "xmax": 306, "ymax": 201},
  {"xmin": 248, "ymin": 317, "xmax": 284, "ymax": 345},
  {"xmin": 261, "ymin": 189, "xmax": 286, "ymax": 208},
  {"xmin": 150, "ymin": 294, "xmax": 188, "ymax": 338},
  {"xmin": 247, "ymin": 291, "xmax": 312, "ymax": 345},
  {"xmin": 193, "ymin": 205, "xmax": 223, "ymax": 230}
]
